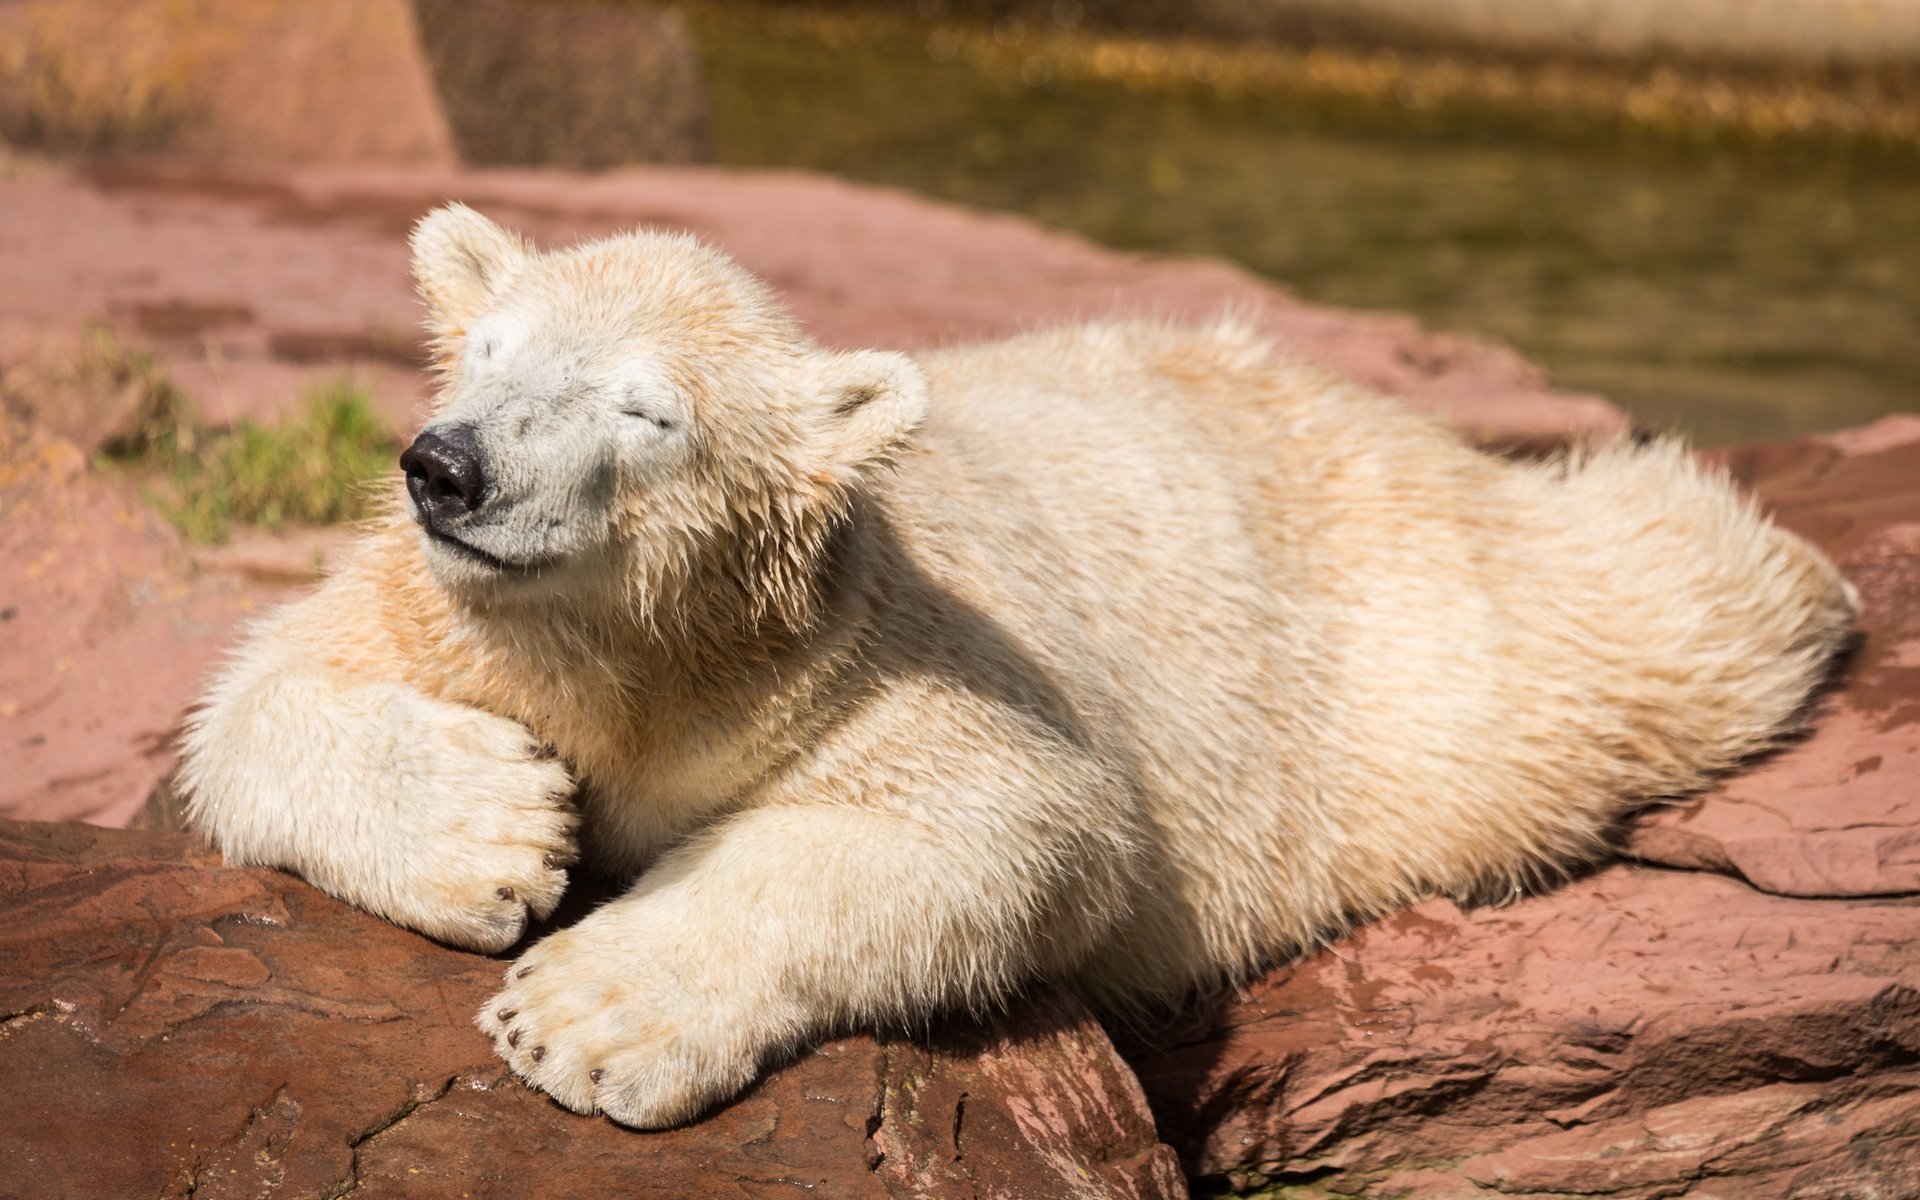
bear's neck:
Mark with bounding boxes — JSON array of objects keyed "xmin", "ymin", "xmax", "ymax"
[{"xmin": 433, "ymin": 497, "xmax": 876, "ymax": 759}]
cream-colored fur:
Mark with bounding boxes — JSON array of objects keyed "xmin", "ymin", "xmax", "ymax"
[{"xmin": 180, "ymin": 205, "xmax": 1855, "ymax": 1129}]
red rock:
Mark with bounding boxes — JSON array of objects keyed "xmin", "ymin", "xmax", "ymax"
[
  {"xmin": 1627, "ymin": 416, "xmax": 1920, "ymax": 900},
  {"xmin": 0, "ymin": 415, "xmax": 271, "ymax": 826},
  {"xmin": 0, "ymin": 818, "xmax": 1185, "ymax": 1200},
  {"xmin": 0, "ymin": 161, "xmax": 1627, "ymax": 436},
  {"xmin": 1124, "ymin": 874, "xmax": 1920, "ymax": 1198}
]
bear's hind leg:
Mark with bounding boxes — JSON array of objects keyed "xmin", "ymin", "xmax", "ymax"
[{"xmin": 1499, "ymin": 437, "xmax": 1856, "ymax": 815}]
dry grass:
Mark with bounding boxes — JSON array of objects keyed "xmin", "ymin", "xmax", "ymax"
[
  {"xmin": 0, "ymin": 0, "xmax": 203, "ymax": 154},
  {"xmin": 0, "ymin": 325, "xmax": 196, "ymax": 456}
]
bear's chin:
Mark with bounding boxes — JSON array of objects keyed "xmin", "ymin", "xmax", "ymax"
[{"xmin": 417, "ymin": 528, "xmax": 578, "ymax": 597}]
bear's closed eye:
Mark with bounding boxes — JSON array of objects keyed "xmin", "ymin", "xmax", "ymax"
[{"xmin": 622, "ymin": 408, "xmax": 675, "ymax": 431}]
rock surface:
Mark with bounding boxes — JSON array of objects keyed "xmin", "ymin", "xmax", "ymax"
[
  {"xmin": 0, "ymin": 818, "xmax": 1186, "ymax": 1200},
  {"xmin": 0, "ymin": 412, "xmax": 275, "ymax": 828},
  {"xmin": 1628, "ymin": 418, "xmax": 1920, "ymax": 900},
  {"xmin": 1120, "ymin": 416, "xmax": 1920, "ymax": 1198},
  {"xmin": 0, "ymin": 161, "xmax": 1625, "ymax": 437}
]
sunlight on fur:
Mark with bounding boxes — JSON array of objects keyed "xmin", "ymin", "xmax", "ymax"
[{"xmin": 178, "ymin": 203, "xmax": 1856, "ymax": 1129}]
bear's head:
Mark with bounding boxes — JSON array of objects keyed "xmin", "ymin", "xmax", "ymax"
[{"xmin": 401, "ymin": 204, "xmax": 925, "ymax": 635}]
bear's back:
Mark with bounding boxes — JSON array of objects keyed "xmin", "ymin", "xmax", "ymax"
[{"xmin": 862, "ymin": 322, "xmax": 1516, "ymax": 989}]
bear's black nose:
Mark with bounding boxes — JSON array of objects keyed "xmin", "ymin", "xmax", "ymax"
[{"xmin": 401, "ymin": 424, "xmax": 490, "ymax": 527}]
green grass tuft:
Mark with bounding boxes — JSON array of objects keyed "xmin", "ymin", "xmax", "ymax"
[
  {"xmin": 170, "ymin": 379, "xmax": 398, "ymax": 542},
  {"xmin": 103, "ymin": 370, "xmax": 398, "ymax": 544}
]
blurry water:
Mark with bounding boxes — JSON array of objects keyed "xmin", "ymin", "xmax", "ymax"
[{"xmin": 688, "ymin": 5, "xmax": 1919, "ymax": 444}]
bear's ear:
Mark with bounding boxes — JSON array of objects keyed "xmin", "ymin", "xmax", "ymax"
[
  {"xmin": 410, "ymin": 203, "xmax": 532, "ymax": 335},
  {"xmin": 810, "ymin": 349, "xmax": 927, "ymax": 489}
]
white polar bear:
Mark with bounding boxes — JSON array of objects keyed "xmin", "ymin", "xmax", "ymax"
[{"xmin": 180, "ymin": 204, "xmax": 1855, "ymax": 1128}]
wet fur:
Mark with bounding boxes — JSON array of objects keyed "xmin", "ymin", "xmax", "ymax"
[{"xmin": 180, "ymin": 207, "xmax": 1856, "ymax": 1127}]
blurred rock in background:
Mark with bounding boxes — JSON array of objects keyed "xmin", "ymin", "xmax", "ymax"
[
  {"xmin": 413, "ymin": 0, "xmax": 706, "ymax": 167},
  {"xmin": 0, "ymin": 0, "xmax": 706, "ymax": 167},
  {"xmin": 0, "ymin": 0, "xmax": 455, "ymax": 162}
]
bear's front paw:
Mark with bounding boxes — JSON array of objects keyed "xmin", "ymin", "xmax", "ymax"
[
  {"xmin": 478, "ymin": 913, "xmax": 767, "ymax": 1128},
  {"xmin": 362, "ymin": 699, "xmax": 579, "ymax": 953}
]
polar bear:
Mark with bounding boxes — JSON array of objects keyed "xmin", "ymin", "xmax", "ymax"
[{"xmin": 179, "ymin": 204, "xmax": 1854, "ymax": 1129}]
